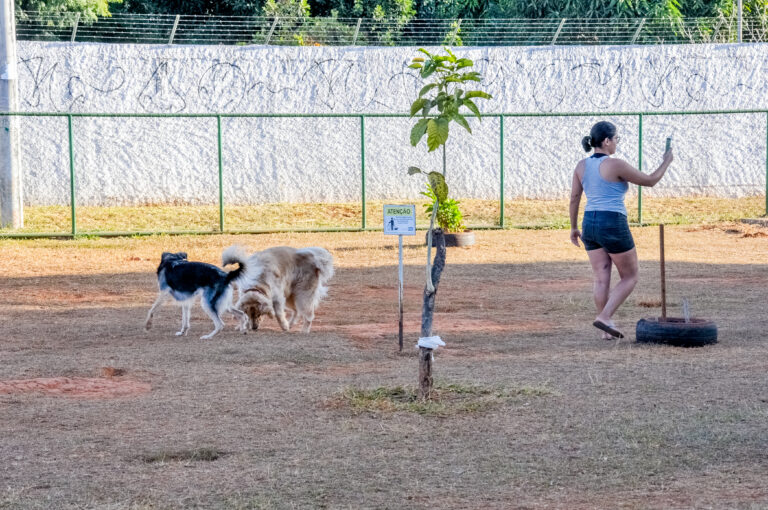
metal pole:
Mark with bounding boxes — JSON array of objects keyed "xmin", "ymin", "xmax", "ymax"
[
  {"xmin": 452, "ymin": 18, "xmax": 462, "ymax": 46},
  {"xmin": 168, "ymin": 15, "xmax": 180, "ymax": 44},
  {"xmin": 765, "ymin": 111, "xmax": 767, "ymax": 216},
  {"xmin": 217, "ymin": 115, "xmax": 224, "ymax": 232},
  {"xmin": 398, "ymin": 233, "xmax": 403, "ymax": 352},
  {"xmin": 0, "ymin": 0, "xmax": 22, "ymax": 228},
  {"xmin": 68, "ymin": 115, "xmax": 76, "ymax": 236},
  {"xmin": 638, "ymin": 114, "xmax": 643, "ymax": 225},
  {"xmin": 71, "ymin": 13, "xmax": 80, "ymax": 43},
  {"xmin": 551, "ymin": 18, "xmax": 565, "ymax": 45},
  {"xmin": 499, "ymin": 115, "xmax": 504, "ymax": 228},
  {"xmin": 360, "ymin": 115, "xmax": 366, "ymax": 229},
  {"xmin": 352, "ymin": 18, "xmax": 362, "ymax": 45},
  {"xmin": 265, "ymin": 17, "xmax": 278, "ymax": 45},
  {"xmin": 630, "ymin": 18, "xmax": 646, "ymax": 44},
  {"xmin": 660, "ymin": 224, "xmax": 666, "ymax": 320},
  {"xmin": 737, "ymin": 0, "xmax": 743, "ymax": 43}
]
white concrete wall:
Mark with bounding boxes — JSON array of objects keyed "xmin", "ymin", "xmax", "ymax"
[{"xmin": 16, "ymin": 41, "xmax": 768, "ymax": 205}]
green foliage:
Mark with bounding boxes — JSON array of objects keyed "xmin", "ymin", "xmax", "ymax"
[
  {"xmin": 263, "ymin": 0, "xmax": 310, "ymax": 17},
  {"xmin": 422, "ymin": 183, "xmax": 465, "ymax": 233},
  {"xmin": 110, "ymin": 0, "xmax": 261, "ymax": 16},
  {"xmin": 408, "ymin": 48, "xmax": 492, "ymax": 152},
  {"xmin": 16, "ymin": 0, "xmax": 121, "ymax": 22}
]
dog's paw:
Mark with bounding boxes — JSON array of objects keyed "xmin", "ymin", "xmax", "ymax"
[
  {"xmin": 175, "ymin": 330, "xmax": 185, "ymax": 336},
  {"xmin": 144, "ymin": 322, "xmax": 152, "ymax": 330},
  {"xmin": 200, "ymin": 333, "xmax": 215, "ymax": 340}
]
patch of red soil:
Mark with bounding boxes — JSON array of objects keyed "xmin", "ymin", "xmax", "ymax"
[
  {"xmin": 322, "ymin": 314, "xmax": 551, "ymax": 347},
  {"xmin": 0, "ymin": 377, "xmax": 151, "ymax": 399}
]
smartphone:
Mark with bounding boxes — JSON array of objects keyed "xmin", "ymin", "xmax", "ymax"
[{"xmin": 665, "ymin": 137, "xmax": 672, "ymax": 153}]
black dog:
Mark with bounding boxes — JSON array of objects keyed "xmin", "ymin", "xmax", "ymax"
[{"xmin": 145, "ymin": 246, "xmax": 249, "ymax": 339}]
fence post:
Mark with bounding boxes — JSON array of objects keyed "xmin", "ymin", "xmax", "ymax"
[
  {"xmin": 217, "ymin": 115, "xmax": 224, "ymax": 232},
  {"xmin": 499, "ymin": 115, "xmax": 504, "ymax": 228},
  {"xmin": 67, "ymin": 114, "xmax": 77, "ymax": 236},
  {"xmin": 551, "ymin": 18, "xmax": 565, "ymax": 45},
  {"xmin": 637, "ymin": 113, "xmax": 643, "ymax": 225},
  {"xmin": 360, "ymin": 115, "xmax": 366, "ymax": 230},
  {"xmin": 738, "ymin": 0, "xmax": 743, "ymax": 43},
  {"xmin": 168, "ymin": 15, "xmax": 180, "ymax": 44},
  {"xmin": 452, "ymin": 18, "xmax": 462, "ymax": 45},
  {"xmin": 71, "ymin": 13, "xmax": 80, "ymax": 43},
  {"xmin": 265, "ymin": 17, "xmax": 278, "ymax": 45},
  {"xmin": 631, "ymin": 18, "xmax": 646, "ymax": 44},
  {"xmin": 352, "ymin": 18, "xmax": 362, "ymax": 45}
]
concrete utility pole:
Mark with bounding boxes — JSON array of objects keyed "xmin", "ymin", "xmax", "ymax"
[
  {"xmin": 0, "ymin": 0, "xmax": 22, "ymax": 228},
  {"xmin": 738, "ymin": 0, "xmax": 743, "ymax": 43}
]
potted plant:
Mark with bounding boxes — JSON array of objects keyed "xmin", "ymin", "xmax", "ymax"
[
  {"xmin": 405, "ymin": 47, "xmax": 491, "ymax": 399},
  {"xmin": 421, "ymin": 183, "xmax": 474, "ymax": 247}
]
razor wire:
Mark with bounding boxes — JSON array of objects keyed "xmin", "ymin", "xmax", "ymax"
[{"xmin": 14, "ymin": 12, "xmax": 768, "ymax": 46}]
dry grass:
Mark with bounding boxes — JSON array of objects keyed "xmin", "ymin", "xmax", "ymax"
[
  {"xmin": 1, "ymin": 224, "xmax": 768, "ymax": 508},
  {"xmin": 3, "ymin": 196, "xmax": 765, "ymax": 234}
]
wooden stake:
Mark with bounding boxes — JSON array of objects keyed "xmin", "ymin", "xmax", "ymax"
[
  {"xmin": 660, "ymin": 224, "xmax": 667, "ymax": 320},
  {"xmin": 419, "ymin": 228, "xmax": 446, "ymax": 401}
]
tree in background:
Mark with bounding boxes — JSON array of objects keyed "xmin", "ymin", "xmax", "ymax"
[
  {"xmin": 15, "ymin": 0, "xmax": 121, "ymax": 21},
  {"xmin": 110, "ymin": 0, "xmax": 261, "ymax": 15}
]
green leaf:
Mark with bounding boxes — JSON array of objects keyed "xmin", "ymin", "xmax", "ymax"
[
  {"xmin": 426, "ymin": 118, "xmax": 449, "ymax": 152},
  {"xmin": 410, "ymin": 98, "xmax": 428, "ymax": 117},
  {"xmin": 412, "ymin": 57, "xmax": 425, "ymax": 63},
  {"xmin": 461, "ymin": 72, "xmax": 482, "ymax": 82},
  {"xmin": 410, "ymin": 118, "xmax": 429, "ymax": 146},
  {"xmin": 418, "ymin": 83, "xmax": 437, "ymax": 97},
  {"xmin": 453, "ymin": 113, "xmax": 472, "ymax": 134},
  {"xmin": 465, "ymin": 90, "xmax": 492, "ymax": 100},
  {"xmin": 456, "ymin": 58, "xmax": 474, "ymax": 69},
  {"xmin": 463, "ymin": 98, "xmax": 481, "ymax": 120},
  {"xmin": 417, "ymin": 48, "xmax": 432, "ymax": 58},
  {"xmin": 427, "ymin": 172, "xmax": 449, "ymax": 203},
  {"xmin": 408, "ymin": 166, "xmax": 423, "ymax": 175},
  {"xmin": 408, "ymin": 63, "xmax": 422, "ymax": 69},
  {"xmin": 421, "ymin": 61, "xmax": 437, "ymax": 79}
]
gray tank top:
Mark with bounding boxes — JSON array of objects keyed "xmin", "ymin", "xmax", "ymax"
[{"xmin": 582, "ymin": 155, "xmax": 628, "ymax": 215}]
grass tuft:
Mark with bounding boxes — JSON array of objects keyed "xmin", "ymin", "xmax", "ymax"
[{"xmin": 334, "ymin": 381, "xmax": 557, "ymax": 416}]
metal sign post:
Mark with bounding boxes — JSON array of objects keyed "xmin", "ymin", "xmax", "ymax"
[{"xmin": 383, "ymin": 204, "xmax": 416, "ymax": 351}]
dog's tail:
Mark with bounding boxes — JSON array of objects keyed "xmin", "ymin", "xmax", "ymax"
[
  {"xmin": 299, "ymin": 247, "xmax": 335, "ymax": 285},
  {"xmin": 222, "ymin": 245, "xmax": 250, "ymax": 285}
]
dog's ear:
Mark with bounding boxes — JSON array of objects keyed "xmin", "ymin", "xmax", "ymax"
[
  {"xmin": 178, "ymin": 252, "xmax": 188, "ymax": 260},
  {"xmin": 161, "ymin": 252, "xmax": 174, "ymax": 262}
]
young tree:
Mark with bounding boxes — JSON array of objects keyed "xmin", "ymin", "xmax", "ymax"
[{"xmin": 406, "ymin": 48, "xmax": 491, "ymax": 400}]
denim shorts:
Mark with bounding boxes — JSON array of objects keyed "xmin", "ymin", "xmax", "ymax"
[{"xmin": 581, "ymin": 210, "xmax": 635, "ymax": 254}]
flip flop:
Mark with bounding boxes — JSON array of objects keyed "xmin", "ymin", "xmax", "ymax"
[{"xmin": 593, "ymin": 320, "xmax": 624, "ymax": 339}]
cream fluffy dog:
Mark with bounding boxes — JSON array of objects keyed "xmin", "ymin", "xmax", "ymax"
[{"xmin": 236, "ymin": 246, "xmax": 334, "ymax": 333}]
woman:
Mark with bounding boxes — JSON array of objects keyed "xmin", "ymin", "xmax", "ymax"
[{"xmin": 569, "ymin": 121, "xmax": 673, "ymax": 339}]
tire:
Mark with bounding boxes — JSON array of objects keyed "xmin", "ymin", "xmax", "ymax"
[
  {"xmin": 635, "ymin": 317, "xmax": 718, "ymax": 347},
  {"xmin": 424, "ymin": 230, "xmax": 475, "ymax": 247}
]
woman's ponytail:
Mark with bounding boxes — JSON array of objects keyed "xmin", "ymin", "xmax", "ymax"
[{"xmin": 581, "ymin": 135, "xmax": 593, "ymax": 152}]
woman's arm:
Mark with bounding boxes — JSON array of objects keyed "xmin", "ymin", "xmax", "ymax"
[
  {"xmin": 613, "ymin": 150, "xmax": 673, "ymax": 187},
  {"xmin": 569, "ymin": 168, "xmax": 583, "ymax": 247}
]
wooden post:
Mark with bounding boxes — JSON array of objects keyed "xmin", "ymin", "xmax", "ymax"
[
  {"xmin": 660, "ymin": 224, "xmax": 667, "ymax": 320},
  {"xmin": 419, "ymin": 228, "xmax": 446, "ymax": 400}
]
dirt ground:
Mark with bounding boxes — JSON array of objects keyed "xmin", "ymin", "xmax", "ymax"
[{"xmin": 1, "ymin": 225, "xmax": 767, "ymax": 509}]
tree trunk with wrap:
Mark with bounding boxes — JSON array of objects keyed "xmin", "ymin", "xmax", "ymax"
[{"xmin": 419, "ymin": 228, "xmax": 446, "ymax": 400}]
